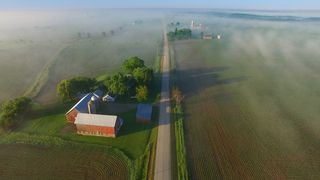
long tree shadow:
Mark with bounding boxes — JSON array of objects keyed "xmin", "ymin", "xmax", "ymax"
[
  {"xmin": 173, "ymin": 65, "xmax": 248, "ymax": 130},
  {"xmin": 116, "ymin": 106, "xmax": 159, "ymax": 137},
  {"xmin": 175, "ymin": 66, "xmax": 248, "ymax": 95}
]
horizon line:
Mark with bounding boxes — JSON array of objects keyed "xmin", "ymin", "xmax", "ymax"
[{"xmin": 1, "ymin": 7, "xmax": 320, "ymax": 12}]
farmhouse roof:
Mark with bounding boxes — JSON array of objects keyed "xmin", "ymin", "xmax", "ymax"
[
  {"xmin": 136, "ymin": 104, "xmax": 152, "ymax": 121},
  {"xmin": 74, "ymin": 113, "xmax": 118, "ymax": 127},
  {"xmin": 66, "ymin": 93, "xmax": 93, "ymax": 115},
  {"xmin": 93, "ymin": 89, "xmax": 104, "ymax": 99}
]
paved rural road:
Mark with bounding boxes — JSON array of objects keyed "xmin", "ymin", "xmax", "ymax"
[{"xmin": 154, "ymin": 27, "xmax": 171, "ymax": 180}]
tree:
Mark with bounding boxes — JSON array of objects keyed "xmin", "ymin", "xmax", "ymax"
[
  {"xmin": 57, "ymin": 77, "xmax": 97, "ymax": 102},
  {"xmin": 122, "ymin": 57, "xmax": 145, "ymax": 74},
  {"xmin": 0, "ymin": 96, "xmax": 31, "ymax": 130},
  {"xmin": 57, "ymin": 80, "xmax": 71, "ymax": 102},
  {"xmin": 107, "ymin": 73, "xmax": 129, "ymax": 96},
  {"xmin": 136, "ymin": 85, "xmax": 148, "ymax": 102},
  {"xmin": 133, "ymin": 67, "xmax": 154, "ymax": 86}
]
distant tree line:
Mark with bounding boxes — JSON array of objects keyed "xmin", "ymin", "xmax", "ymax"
[
  {"xmin": 0, "ymin": 96, "xmax": 31, "ymax": 130},
  {"xmin": 167, "ymin": 28, "xmax": 192, "ymax": 41},
  {"xmin": 168, "ymin": 22, "xmax": 181, "ymax": 27},
  {"xmin": 57, "ymin": 57, "xmax": 153, "ymax": 102},
  {"xmin": 77, "ymin": 26, "xmax": 122, "ymax": 39}
]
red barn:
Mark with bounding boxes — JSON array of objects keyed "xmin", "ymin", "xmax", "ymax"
[{"xmin": 74, "ymin": 113, "xmax": 123, "ymax": 138}]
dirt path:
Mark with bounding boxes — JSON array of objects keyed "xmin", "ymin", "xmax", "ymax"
[{"xmin": 154, "ymin": 26, "xmax": 171, "ymax": 180}]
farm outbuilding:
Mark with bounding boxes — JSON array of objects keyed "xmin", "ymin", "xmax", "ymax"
[
  {"xmin": 203, "ymin": 34, "xmax": 213, "ymax": 40},
  {"xmin": 74, "ymin": 113, "xmax": 123, "ymax": 137},
  {"xmin": 136, "ymin": 104, "xmax": 152, "ymax": 123},
  {"xmin": 93, "ymin": 89, "xmax": 104, "ymax": 100},
  {"xmin": 103, "ymin": 94, "xmax": 116, "ymax": 102},
  {"xmin": 65, "ymin": 92, "xmax": 102, "ymax": 123}
]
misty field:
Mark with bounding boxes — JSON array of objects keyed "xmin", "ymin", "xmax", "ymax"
[
  {"xmin": 0, "ymin": 10, "xmax": 162, "ymax": 104},
  {"xmin": 173, "ymin": 17, "xmax": 320, "ymax": 179}
]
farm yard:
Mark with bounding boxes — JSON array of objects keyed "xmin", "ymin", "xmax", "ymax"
[
  {"xmin": 0, "ymin": 100, "xmax": 159, "ymax": 179},
  {"xmin": 173, "ymin": 18, "xmax": 320, "ymax": 179}
]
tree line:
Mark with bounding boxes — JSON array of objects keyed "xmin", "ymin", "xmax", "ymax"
[
  {"xmin": 57, "ymin": 56, "xmax": 154, "ymax": 102},
  {"xmin": 167, "ymin": 28, "xmax": 192, "ymax": 41}
]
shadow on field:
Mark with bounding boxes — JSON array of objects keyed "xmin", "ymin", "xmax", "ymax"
[
  {"xmin": 175, "ymin": 66, "xmax": 248, "ymax": 95},
  {"xmin": 116, "ymin": 106, "xmax": 159, "ymax": 137},
  {"xmin": 27, "ymin": 102, "xmax": 71, "ymax": 120}
]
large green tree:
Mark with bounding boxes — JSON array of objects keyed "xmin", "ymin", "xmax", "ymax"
[
  {"xmin": 122, "ymin": 57, "xmax": 145, "ymax": 74},
  {"xmin": 107, "ymin": 73, "xmax": 129, "ymax": 96},
  {"xmin": 133, "ymin": 67, "xmax": 154, "ymax": 86},
  {"xmin": 57, "ymin": 77, "xmax": 97, "ymax": 102}
]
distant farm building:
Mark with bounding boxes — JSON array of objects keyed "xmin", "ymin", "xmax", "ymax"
[
  {"xmin": 75, "ymin": 113, "xmax": 123, "ymax": 137},
  {"xmin": 136, "ymin": 104, "xmax": 153, "ymax": 123},
  {"xmin": 203, "ymin": 34, "xmax": 213, "ymax": 40},
  {"xmin": 103, "ymin": 94, "xmax": 116, "ymax": 102},
  {"xmin": 191, "ymin": 20, "xmax": 203, "ymax": 30}
]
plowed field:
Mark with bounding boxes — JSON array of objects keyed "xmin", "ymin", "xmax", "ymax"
[{"xmin": 174, "ymin": 39, "xmax": 320, "ymax": 179}]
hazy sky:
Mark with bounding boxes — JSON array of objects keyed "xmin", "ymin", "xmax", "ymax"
[{"xmin": 1, "ymin": 0, "xmax": 320, "ymax": 10}]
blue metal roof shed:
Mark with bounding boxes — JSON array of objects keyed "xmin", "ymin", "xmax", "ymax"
[{"xmin": 136, "ymin": 104, "xmax": 152, "ymax": 123}]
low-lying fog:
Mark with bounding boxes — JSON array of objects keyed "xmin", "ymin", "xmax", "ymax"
[{"xmin": 0, "ymin": 9, "xmax": 320, "ymax": 104}]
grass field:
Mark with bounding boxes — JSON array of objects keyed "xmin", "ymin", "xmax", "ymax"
[
  {"xmin": 173, "ymin": 18, "xmax": 320, "ymax": 179},
  {"xmin": 0, "ymin": 143, "xmax": 129, "ymax": 180}
]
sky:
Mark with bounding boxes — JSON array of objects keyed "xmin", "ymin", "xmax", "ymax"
[{"xmin": 0, "ymin": 0, "xmax": 320, "ymax": 10}]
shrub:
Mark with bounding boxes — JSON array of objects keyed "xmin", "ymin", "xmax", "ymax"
[
  {"xmin": 136, "ymin": 85, "xmax": 148, "ymax": 102},
  {"xmin": 0, "ymin": 96, "xmax": 31, "ymax": 130}
]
